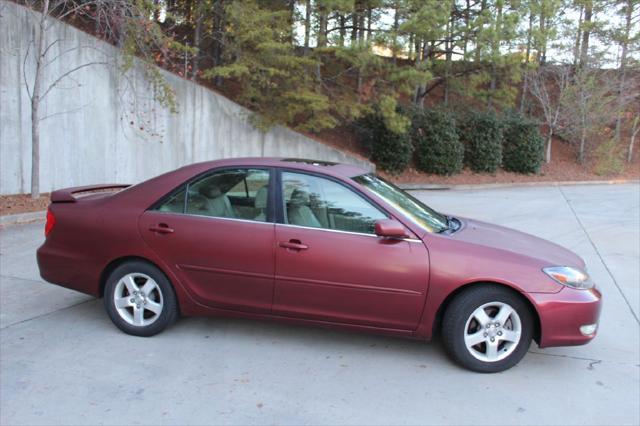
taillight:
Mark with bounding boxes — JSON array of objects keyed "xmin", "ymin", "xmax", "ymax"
[{"xmin": 45, "ymin": 208, "xmax": 56, "ymax": 237}]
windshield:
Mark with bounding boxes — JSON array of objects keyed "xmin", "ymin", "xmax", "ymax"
[{"xmin": 353, "ymin": 174, "xmax": 449, "ymax": 233}]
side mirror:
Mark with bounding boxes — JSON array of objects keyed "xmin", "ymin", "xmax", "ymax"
[{"xmin": 374, "ymin": 219, "xmax": 408, "ymax": 239}]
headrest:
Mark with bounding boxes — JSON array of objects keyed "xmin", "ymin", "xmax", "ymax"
[
  {"xmin": 254, "ymin": 185, "xmax": 268, "ymax": 209},
  {"xmin": 200, "ymin": 186, "xmax": 222, "ymax": 198},
  {"xmin": 290, "ymin": 188, "xmax": 310, "ymax": 205}
]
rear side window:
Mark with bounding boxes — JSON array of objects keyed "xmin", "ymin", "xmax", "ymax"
[
  {"xmin": 155, "ymin": 168, "xmax": 270, "ymax": 222},
  {"xmin": 157, "ymin": 188, "xmax": 185, "ymax": 213}
]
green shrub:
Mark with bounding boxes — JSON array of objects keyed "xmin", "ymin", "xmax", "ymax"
[
  {"xmin": 459, "ymin": 111, "xmax": 503, "ymax": 173},
  {"xmin": 502, "ymin": 111, "xmax": 544, "ymax": 174},
  {"xmin": 356, "ymin": 111, "xmax": 413, "ymax": 175},
  {"xmin": 594, "ymin": 139, "xmax": 625, "ymax": 176},
  {"xmin": 410, "ymin": 108, "xmax": 464, "ymax": 175}
]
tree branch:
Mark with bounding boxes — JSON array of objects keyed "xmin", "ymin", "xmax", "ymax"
[
  {"xmin": 41, "ymin": 61, "xmax": 108, "ymax": 100},
  {"xmin": 23, "ymin": 40, "xmax": 34, "ymax": 100}
]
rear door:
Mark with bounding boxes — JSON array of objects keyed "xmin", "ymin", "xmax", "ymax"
[
  {"xmin": 139, "ymin": 167, "xmax": 276, "ymax": 313},
  {"xmin": 273, "ymin": 170, "xmax": 430, "ymax": 330}
]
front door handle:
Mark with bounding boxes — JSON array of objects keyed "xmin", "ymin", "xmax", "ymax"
[
  {"xmin": 278, "ymin": 239, "xmax": 308, "ymax": 251},
  {"xmin": 149, "ymin": 223, "xmax": 174, "ymax": 234}
]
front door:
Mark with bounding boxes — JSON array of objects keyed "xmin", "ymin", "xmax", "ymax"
[
  {"xmin": 273, "ymin": 171, "xmax": 430, "ymax": 330},
  {"xmin": 139, "ymin": 167, "xmax": 275, "ymax": 313}
]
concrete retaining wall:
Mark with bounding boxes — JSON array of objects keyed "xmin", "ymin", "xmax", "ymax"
[{"xmin": 0, "ymin": 1, "xmax": 372, "ymax": 195}]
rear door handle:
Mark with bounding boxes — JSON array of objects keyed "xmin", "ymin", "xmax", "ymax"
[
  {"xmin": 278, "ymin": 240, "xmax": 308, "ymax": 251},
  {"xmin": 149, "ymin": 224, "xmax": 174, "ymax": 234}
]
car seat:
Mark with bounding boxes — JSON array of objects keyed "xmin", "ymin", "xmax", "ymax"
[
  {"xmin": 200, "ymin": 186, "xmax": 236, "ymax": 218},
  {"xmin": 287, "ymin": 188, "xmax": 321, "ymax": 228},
  {"xmin": 254, "ymin": 185, "xmax": 268, "ymax": 221}
]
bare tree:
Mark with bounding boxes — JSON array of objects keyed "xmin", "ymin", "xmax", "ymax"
[
  {"xmin": 22, "ymin": 0, "xmax": 179, "ymax": 198},
  {"xmin": 613, "ymin": 0, "xmax": 637, "ymax": 141},
  {"xmin": 629, "ymin": 112, "xmax": 640, "ymax": 162},
  {"xmin": 23, "ymin": 0, "xmax": 111, "ymax": 198},
  {"xmin": 560, "ymin": 65, "xmax": 618, "ymax": 164},
  {"xmin": 527, "ymin": 64, "xmax": 571, "ymax": 163}
]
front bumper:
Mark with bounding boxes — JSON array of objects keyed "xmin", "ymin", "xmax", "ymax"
[{"xmin": 530, "ymin": 286, "xmax": 602, "ymax": 348}]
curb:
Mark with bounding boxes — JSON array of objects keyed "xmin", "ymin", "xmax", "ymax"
[
  {"xmin": 399, "ymin": 179, "xmax": 640, "ymax": 191},
  {"xmin": 0, "ymin": 210, "xmax": 46, "ymax": 229}
]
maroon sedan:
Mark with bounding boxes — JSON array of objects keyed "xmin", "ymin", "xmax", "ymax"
[{"xmin": 37, "ymin": 158, "xmax": 601, "ymax": 372}]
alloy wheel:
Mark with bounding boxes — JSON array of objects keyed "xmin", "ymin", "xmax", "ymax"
[
  {"xmin": 113, "ymin": 273, "xmax": 164, "ymax": 327},
  {"xmin": 463, "ymin": 301, "xmax": 522, "ymax": 363}
]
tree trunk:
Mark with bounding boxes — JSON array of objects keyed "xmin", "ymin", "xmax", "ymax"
[
  {"xmin": 488, "ymin": 1, "xmax": 502, "ymax": 109},
  {"xmin": 572, "ymin": 5, "xmax": 583, "ymax": 67},
  {"xmin": 304, "ymin": 0, "xmax": 311, "ymax": 50},
  {"xmin": 31, "ymin": 0, "xmax": 49, "ymax": 198},
  {"xmin": 392, "ymin": 2, "xmax": 399, "ymax": 64},
  {"xmin": 519, "ymin": 11, "xmax": 533, "ymax": 113},
  {"xmin": 358, "ymin": 6, "xmax": 366, "ymax": 43},
  {"xmin": 444, "ymin": 0, "xmax": 456, "ymax": 104},
  {"xmin": 536, "ymin": 6, "xmax": 546, "ymax": 64},
  {"xmin": 475, "ymin": 0, "xmax": 487, "ymax": 64},
  {"xmin": 463, "ymin": 0, "xmax": 470, "ymax": 59},
  {"xmin": 352, "ymin": 1, "xmax": 360, "ymax": 44},
  {"xmin": 579, "ymin": 127, "xmax": 586, "ymax": 164},
  {"xmin": 339, "ymin": 14, "xmax": 346, "ymax": 46},
  {"xmin": 525, "ymin": 10, "xmax": 533, "ymax": 63},
  {"xmin": 546, "ymin": 130, "xmax": 553, "ymax": 163},
  {"xmin": 318, "ymin": 5, "xmax": 328, "ymax": 47},
  {"xmin": 287, "ymin": 0, "xmax": 296, "ymax": 43},
  {"xmin": 614, "ymin": 0, "xmax": 633, "ymax": 141},
  {"xmin": 629, "ymin": 115, "xmax": 639, "ymax": 162},
  {"xmin": 191, "ymin": 1, "xmax": 204, "ymax": 80},
  {"xmin": 212, "ymin": 0, "xmax": 225, "ymax": 87},
  {"xmin": 579, "ymin": 0, "xmax": 592, "ymax": 67},
  {"xmin": 415, "ymin": 42, "xmax": 430, "ymax": 108},
  {"xmin": 444, "ymin": 17, "xmax": 452, "ymax": 104}
]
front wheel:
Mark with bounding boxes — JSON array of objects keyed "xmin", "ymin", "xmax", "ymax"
[
  {"xmin": 104, "ymin": 261, "xmax": 178, "ymax": 337},
  {"xmin": 442, "ymin": 285, "xmax": 534, "ymax": 373}
]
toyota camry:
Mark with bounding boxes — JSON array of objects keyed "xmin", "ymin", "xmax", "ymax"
[{"xmin": 37, "ymin": 157, "xmax": 602, "ymax": 372}]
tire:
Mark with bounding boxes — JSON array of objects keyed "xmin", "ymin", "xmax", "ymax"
[
  {"xmin": 441, "ymin": 285, "xmax": 534, "ymax": 373},
  {"xmin": 104, "ymin": 260, "xmax": 178, "ymax": 337}
]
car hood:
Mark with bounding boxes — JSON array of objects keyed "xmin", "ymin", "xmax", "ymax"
[{"xmin": 450, "ymin": 218, "xmax": 585, "ymax": 269}]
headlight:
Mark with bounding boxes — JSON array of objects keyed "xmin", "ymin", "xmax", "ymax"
[{"xmin": 543, "ymin": 266, "xmax": 594, "ymax": 289}]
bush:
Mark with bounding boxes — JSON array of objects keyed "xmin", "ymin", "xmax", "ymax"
[
  {"xmin": 410, "ymin": 108, "xmax": 464, "ymax": 175},
  {"xmin": 502, "ymin": 112, "xmax": 544, "ymax": 174},
  {"xmin": 594, "ymin": 139, "xmax": 625, "ymax": 176},
  {"xmin": 459, "ymin": 111, "xmax": 503, "ymax": 173},
  {"xmin": 356, "ymin": 111, "xmax": 413, "ymax": 175}
]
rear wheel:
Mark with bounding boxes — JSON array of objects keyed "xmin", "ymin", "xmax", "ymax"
[
  {"xmin": 442, "ymin": 285, "xmax": 534, "ymax": 373},
  {"xmin": 104, "ymin": 261, "xmax": 178, "ymax": 336}
]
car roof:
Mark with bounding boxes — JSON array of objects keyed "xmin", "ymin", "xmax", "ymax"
[{"xmin": 177, "ymin": 157, "xmax": 370, "ymax": 179}]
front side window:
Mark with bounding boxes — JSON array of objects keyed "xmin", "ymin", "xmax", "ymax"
[
  {"xmin": 281, "ymin": 171, "xmax": 386, "ymax": 234},
  {"xmin": 156, "ymin": 168, "xmax": 270, "ymax": 222}
]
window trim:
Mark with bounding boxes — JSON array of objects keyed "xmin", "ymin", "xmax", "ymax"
[
  {"xmin": 275, "ymin": 168, "xmax": 391, "ymax": 235},
  {"xmin": 148, "ymin": 166, "xmax": 276, "ymax": 224}
]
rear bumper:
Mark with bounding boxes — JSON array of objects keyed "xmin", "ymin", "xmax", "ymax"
[
  {"xmin": 531, "ymin": 286, "xmax": 602, "ymax": 348},
  {"xmin": 37, "ymin": 243, "xmax": 101, "ymax": 296}
]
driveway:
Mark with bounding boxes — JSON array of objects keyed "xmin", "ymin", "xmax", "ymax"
[{"xmin": 1, "ymin": 184, "xmax": 639, "ymax": 426}]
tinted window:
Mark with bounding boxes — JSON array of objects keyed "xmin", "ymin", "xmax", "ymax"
[
  {"xmin": 156, "ymin": 168, "xmax": 270, "ymax": 222},
  {"xmin": 281, "ymin": 172, "xmax": 386, "ymax": 234}
]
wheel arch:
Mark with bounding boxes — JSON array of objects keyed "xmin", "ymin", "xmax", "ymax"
[{"xmin": 431, "ymin": 281, "xmax": 542, "ymax": 345}]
